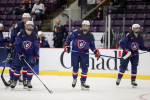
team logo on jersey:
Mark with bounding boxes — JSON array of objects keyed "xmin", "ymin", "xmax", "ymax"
[
  {"xmin": 78, "ymin": 40, "xmax": 86, "ymax": 49},
  {"xmin": 131, "ymin": 42, "xmax": 139, "ymax": 51},
  {"xmin": 23, "ymin": 41, "xmax": 32, "ymax": 50}
]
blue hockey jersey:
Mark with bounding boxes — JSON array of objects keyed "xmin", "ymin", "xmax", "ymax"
[
  {"xmin": 0, "ymin": 31, "xmax": 6, "ymax": 46},
  {"xmin": 120, "ymin": 32, "xmax": 148, "ymax": 56},
  {"xmin": 38, "ymin": 36, "xmax": 50, "ymax": 47},
  {"xmin": 66, "ymin": 29, "xmax": 96, "ymax": 56},
  {"xmin": 10, "ymin": 21, "xmax": 38, "ymax": 44},
  {"xmin": 15, "ymin": 30, "xmax": 39, "ymax": 57}
]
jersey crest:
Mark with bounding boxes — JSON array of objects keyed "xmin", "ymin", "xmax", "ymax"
[
  {"xmin": 131, "ymin": 42, "xmax": 139, "ymax": 51},
  {"xmin": 23, "ymin": 41, "xmax": 32, "ymax": 50},
  {"xmin": 78, "ymin": 40, "xmax": 86, "ymax": 49}
]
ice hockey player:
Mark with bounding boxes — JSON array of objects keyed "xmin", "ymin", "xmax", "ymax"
[
  {"xmin": 10, "ymin": 21, "xmax": 39, "ymax": 91},
  {"xmin": 6, "ymin": 13, "xmax": 38, "ymax": 87},
  {"xmin": 64, "ymin": 20, "xmax": 100, "ymax": 90},
  {"xmin": 0, "ymin": 23, "xmax": 10, "ymax": 46},
  {"xmin": 38, "ymin": 31, "xmax": 50, "ymax": 48},
  {"xmin": 116, "ymin": 24, "xmax": 150, "ymax": 87}
]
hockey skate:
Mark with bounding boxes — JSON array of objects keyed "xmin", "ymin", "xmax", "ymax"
[
  {"xmin": 72, "ymin": 79, "xmax": 77, "ymax": 88},
  {"xmin": 27, "ymin": 81, "xmax": 32, "ymax": 91},
  {"xmin": 131, "ymin": 81, "xmax": 137, "ymax": 88},
  {"xmin": 18, "ymin": 76, "xmax": 23, "ymax": 85},
  {"xmin": 10, "ymin": 81, "xmax": 17, "ymax": 90},
  {"xmin": 23, "ymin": 80, "xmax": 27, "ymax": 89},
  {"xmin": 116, "ymin": 79, "xmax": 121, "ymax": 86},
  {"xmin": 6, "ymin": 79, "xmax": 13, "ymax": 88},
  {"xmin": 80, "ymin": 78, "xmax": 90, "ymax": 91}
]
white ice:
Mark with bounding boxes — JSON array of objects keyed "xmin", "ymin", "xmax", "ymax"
[{"xmin": 1, "ymin": 74, "xmax": 150, "ymax": 100}]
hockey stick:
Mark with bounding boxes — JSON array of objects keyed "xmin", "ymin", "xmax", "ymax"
[
  {"xmin": 1, "ymin": 54, "xmax": 11, "ymax": 87},
  {"xmin": 24, "ymin": 60, "xmax": 53, "ymax": 94},
  {"xmin": 0, "ymin": 60, "xmax": 6, "ymax": 64},
  {"xmin": 71, "ymin": 50, "xmax": 125, "ymax": 60}
]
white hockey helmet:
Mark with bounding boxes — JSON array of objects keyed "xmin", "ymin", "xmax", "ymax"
[
  {"xmin": 0, "ymin": 23, "xmax": 3, "ymax": 27},
  {"xmin": 82, "ymin": 20, "xmax": 90, "ymax": 26},
  {"xmin": 25, "ymin": 21, "xmax": 34, "ymax": 31},
  {"xmin": 38, "ymin": 31, "xmax": 43, "ymax": 36},
  {"xmin": 132, "ymin": 24, "xmax": 140, "ymax": 31},
  {"xmin": 22, "ymin": 13, "xmax": 31, "ymax": 18}
]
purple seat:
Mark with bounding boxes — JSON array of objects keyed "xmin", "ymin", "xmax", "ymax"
[
  {"xmin": 15, "ymin": 0, "xmax": 22, "ymax": 6},
  {"xmin": 112, "ymin": 20, "xmax": 123, "ymax": 26},
  {"xmin": 145, "ymin": 27, "xmax": 150, "ymax": 32},
  {"xmin": 65, "ymin": 21, "xmax": 74, "ymax": 27},
  {"xmin": 0, "ymin": 20, "xmax": 3, "ymax": 24},
  {"xmin": 66, "ymin": 27, "xmax": 75, "ymax": 32},
  {"xmin": 125, "ymin": 20, "xmax": 134, "ymax": 26},
  {"xmin": 94, "ymin": 21, "xmax": 103, "ymax": 26},
  {"xmin": 74, "ymin": 21, "xmax": 82, "ymax": 26},
  {"xmin": 147, "ymin": 34, "xmax": 150, "ymax": 40},
  {"xmin": 31, "ymin": 0, "xmax": 35, "ymax": 4},
  {"xmin": 0, "ymin": 7, "xmax": 5, "ymax": 14},
  {"xmin": 135, "ymin": 14, "xmax": 146, "ymax": 20},
  {"xmin": 0, "ymin": 0, "xmax": 8, "ymax": 6},
  {"xmin": 89, "ymin": 27, "xmax": 96, "ymax": 32},
  {"xmin": 7, "ymin": 0, "xmax": 15, "ymax": 6},
  {"xmin": 126, "ymin": 0, "xmax": 133, "ymax": 5},
  {"xmin": 144, "ymin": 20, "xmax": 150, "ymax": 26},
  {"xmin": 4, "ymin": 7, "xmax": 13, "ymax": 14},
  {"xmin": 125, "ymin": 14, "xmax": 135, "ymax": 20},
  {"xmin": 144, "ymin": 42, "xmax": 150, "ymax": 47},
  {"xmin": 74, "ymin": 27, "xmax": 81, "ymax": 30},
  {"xmin": 3, "ymin": 21, "xmax": 13, "ymax": 26},
  {"xmin": 34, "ymin": 21, "xmax": 42, "ymax": 30},
  {"xmin": 110, "ymin": 14, "xmax": 116, "ymax": 20},
  {"xmin": 141, "ymin": 27, "xmax": 144, "ymax": 32},
  {"xmin": 136, "ymin": 5, "xmax": 146, "ymax": 10},
  {"xmin": 125, "ymin": 27, "xmax": 132, "ymax": 33},
  {"xmin": 16, "ymin": 15, "xmax": 22, "ymax": 20},
  {"xmin": 126, "ymin": 5, "xmax": 134, "ymax": 11},
  {"xmin": 141, "ymin": 34, "xmax": 147, "ymax": 40},
  {"xmin": 98, "ymin": 27, "xmax": 104, "ymax": 32},
  {"xmin": 145, "ymin": 14, "xmax": 150, "ymax": 20},
  {"xmin": 4, "ymin": 26, "xmax": 10, "ymax": 32},
  {"xmin": 6, "ymin": 15, "xmax": 16, "ymax": 21},
  {"xmin": 0, "ymin": 15, "xmax": 7, "ymax": 21},
  {"xmin": 14, "ymin": 20, "xmax": 20, "ymax": 24},
  {"xmin": 89, "ymin": 21, "xmax": 94, "ymax": 27},
  {"xmin": 134, "ymin": 20, "xmax": 144, "ymax": 26},
  {"xmin": 31, "ymin": 15, "xmax": 36, "ymax": 21},
  {"xmin": 116, "ymin": 14, "xmax": 125, "ymax": 20}
]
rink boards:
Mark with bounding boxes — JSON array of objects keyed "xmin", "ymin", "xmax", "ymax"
[
  {"xmin": 0, "ymin": 48, "xmax": 150, "ymax": 79},
  {"xmin": 39, "ymin": 48, "xmax": 150, "ymax": 79}
]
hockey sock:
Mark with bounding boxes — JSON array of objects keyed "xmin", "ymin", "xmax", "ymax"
[
  {"xmin": 9, "ymin": 63, "xmax": 15, "ymax": 80},
  {"xmin": 26, "ymin": 65, "xmax": 34, "ymax": 82},
  {"xmin": 72, "ymin": 67, "xmax": 79, "ymax": 79},
  {"xmin": 22, "ymin": 66, "xmax": 27, "ymax": 81},
  {"xmin": 131, "ymin": 66, "xmax": 137, "ymax": 81},
  {"xmin": 118, "ymin": 65, "xmax": 127, "ymax": 79},
  {"xmin": 81, "ymin": 67, "xmax": 88, "ymax": 83},
  {"xmin": 13, "ymin": 67, "xmax": 21, "ymax": 82}
]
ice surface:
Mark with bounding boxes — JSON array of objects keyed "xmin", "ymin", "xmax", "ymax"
[{"xmin": 1, "ymin": 74, "xmax": 150, "ymax": 100}]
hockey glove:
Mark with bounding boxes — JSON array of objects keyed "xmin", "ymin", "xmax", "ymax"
[
  {"xmin": 147, "ymin": 47, "xmax": 150, "ymax": 52},
  {"xmin": 7, "ymin": 44, "xmax": 12, "ymax": 54},
  {"xmin": 18, "ymin": 53, "xmax": 26, "ymax": 61},
  {"xmin": 34, "ymin": 56, "xmax": 39, "ymax": 65},
  {"xmin": 64, "ymin": 44, "xmax": 70, "ymax": 53},
  {"xmin": 94, "ymin": 49, "xmax": 100, "ymax": 58}
]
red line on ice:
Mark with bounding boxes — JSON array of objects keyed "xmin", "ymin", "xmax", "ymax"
[{"xmin": 139, "ymin": 93, "xmax": 150, "ymax": 100}]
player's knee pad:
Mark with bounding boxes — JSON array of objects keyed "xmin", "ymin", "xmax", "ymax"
[
  {"xmin": 131, "ymin": 66, "xmax": 137, "ymax": 74},
  {"xmin": 119, "ymin": 65, "xmax": 127, "ymax": 73}
]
